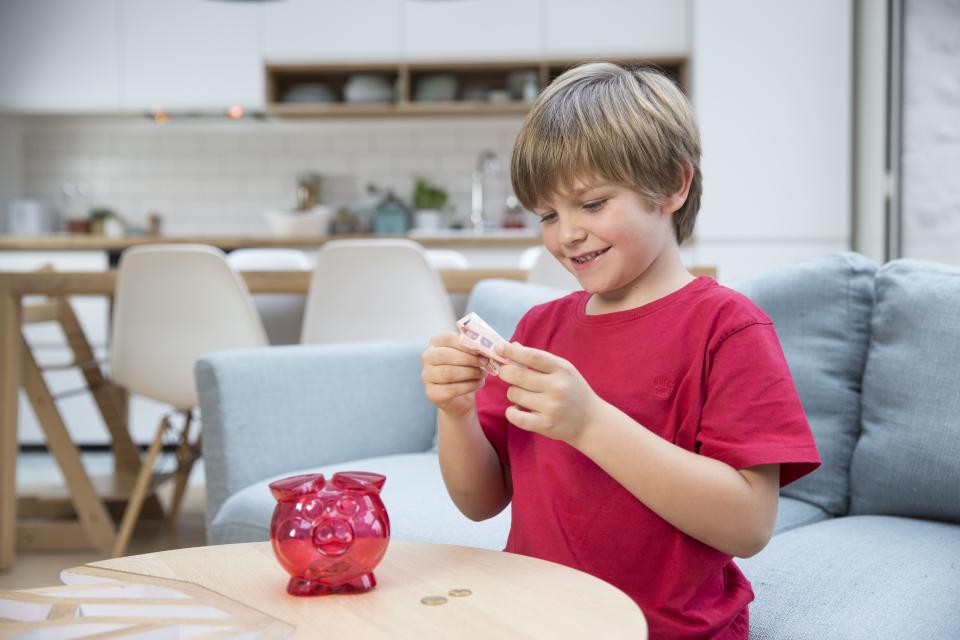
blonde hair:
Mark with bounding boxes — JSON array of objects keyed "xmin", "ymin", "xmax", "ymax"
[{"xmin": 511, "ymin": 62, "xmax": 702, "ymax": 243}]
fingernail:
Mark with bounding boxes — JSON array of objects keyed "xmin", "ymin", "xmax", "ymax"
[
  {"xmin": 479, "ymin": 357, "xmax": 489, "ymax": 366},
  {"xmin": 495, "ymin": 343, "xmax": 505, "ymax": 354}
]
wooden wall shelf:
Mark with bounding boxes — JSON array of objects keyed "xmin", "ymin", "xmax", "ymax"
[{"xmin": 266, "ymin": 57, "xmax": 687, "ymax": 118}]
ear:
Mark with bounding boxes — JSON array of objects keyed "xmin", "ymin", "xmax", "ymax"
[
  {"xmin": 269, "ymin": 473, "xmax": 325, "ymax": 502},
  {"xmin": 661, "ymin": 161, "xmax": 693, "ymax": 215},
  {"xmin": 332, "ymin": 471, "xmax": 386, "ymax": 493}
]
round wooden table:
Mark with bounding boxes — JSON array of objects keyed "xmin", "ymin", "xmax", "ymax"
[{"xmin": 25, "ymin": 540, "xmax": 646, "ymax": 638}]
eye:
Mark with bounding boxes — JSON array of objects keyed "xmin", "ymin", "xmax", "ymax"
[
  {"xmin": 537, "ymin": 212, "xmax": 558, "ymax": 224},
  {"xmin": 583, "ymin": 198, "xmax": 608, "ymax": 212}
]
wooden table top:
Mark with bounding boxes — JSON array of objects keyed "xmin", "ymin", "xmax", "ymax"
[{"xmin": 80, "ymin": 540, "xmax": 647, "ymax": 639}]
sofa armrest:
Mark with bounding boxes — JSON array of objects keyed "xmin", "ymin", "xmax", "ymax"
[{"xmin": 195, "ymin": 340, "xmax": 436, "ymax": 529}]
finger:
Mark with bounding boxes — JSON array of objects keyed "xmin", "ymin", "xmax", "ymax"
[
  {"xmin": 424, "ymin": 364, "xmax": 485, "ymax": 385},
  {"xmin": 505, "ymin": 385, "xmax": 546, "ymax": 413},
  {"xmin": 496, "ymin": 341, "xmax": 561, "ymax": 373},
  {"xmin": 505, "ymin": 404, "xmax": 543, "ymax": 432},
  {"xmin": 498, "ymin": 363, "xmax": 550, "ymax": 391},
  {"xmin": 425, "ymin": 344, "xmax": 489, "ymax": 369},
  {"xmin": 430, "ymin": 379, "xmax": 483, "ymax": 403}
]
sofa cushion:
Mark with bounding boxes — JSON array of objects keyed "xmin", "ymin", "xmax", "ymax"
[
  {"xmin": 851, "ymin": 259, "xmax": 960, "ymax": 522},
  {"xmin": 738, "ymin": 515, "xmax": 960, "ymax": 639},
  {"xmin": 465, "ymin": 279, "xmax": 570, "ymax": 341},
  {"xmin": 209, "ymin": 452, "xmax": 511, "ymax": 551},
  {"xmin": 732, "ymin": 252, "xmax": 877, "ymax": 516},
  {"xmin": 774, "ymin": 497, "xmax": 830, "ymax": 534}
]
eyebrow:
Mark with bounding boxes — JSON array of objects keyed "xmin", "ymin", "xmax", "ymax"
[{"xmin": 537, "ymin": 184, "xmax": 607, "ymax": 209}]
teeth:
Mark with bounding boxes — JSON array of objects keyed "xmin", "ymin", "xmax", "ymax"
[{"xmin": 573, "ymin": 249, "xmax": 606, "ymax": 264}]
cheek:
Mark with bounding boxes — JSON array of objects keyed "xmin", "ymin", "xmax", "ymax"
[{"xmin": 541, "ymin": 229, "xmax": 564, "ymax": 259}]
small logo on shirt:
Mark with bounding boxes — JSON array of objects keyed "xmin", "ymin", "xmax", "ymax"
[{"xmin": 653, "ymin": 375, "xmax": 675, "ymax": 399}]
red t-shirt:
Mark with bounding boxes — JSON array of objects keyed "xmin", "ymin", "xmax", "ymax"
[{"xmin": 476, "ymin": 276, "xmax": 821, "ymax": 640}]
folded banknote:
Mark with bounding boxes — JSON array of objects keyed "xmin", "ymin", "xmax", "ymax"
[{"xmin": 456, "ymin": 312, "xmax": 513, "ymax": 375}]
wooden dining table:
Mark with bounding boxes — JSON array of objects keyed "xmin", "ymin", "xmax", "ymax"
[{"xmin": 0, "ymin": 266, "xmax": 527, "ymax": 570}]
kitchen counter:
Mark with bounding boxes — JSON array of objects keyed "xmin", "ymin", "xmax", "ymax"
[{"xmin": 0, "ymin": 231, "xmax": 542, "ymax": 251}]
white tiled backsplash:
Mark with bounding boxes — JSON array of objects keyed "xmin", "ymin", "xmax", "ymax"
[{"xmin": 19, "ymin": 116, "xmax": 526, "ymax": 235}]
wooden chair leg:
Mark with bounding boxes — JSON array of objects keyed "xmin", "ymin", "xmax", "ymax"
[
  {"xmin": 166, "ymin": 411, "xmax": 199, "ymax": 530},
  {"xmin": 111, "ymin": 415, "xmax": 169, "ymax": 558},
  {"xmin": 21, "ymin": 338, "xmax": 115, "ymax": 553}
]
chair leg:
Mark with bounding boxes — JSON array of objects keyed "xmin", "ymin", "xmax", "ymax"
[
  {"xmin": 166, "ymin": 410, "xmax": 199, "ymax": 531},
  {"xmin": 111, "ymin": 415, "xmax": 169, "ymax": 558}
]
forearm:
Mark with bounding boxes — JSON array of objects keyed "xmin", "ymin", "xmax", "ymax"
[
  {"xmin": 572, "ymin": 402, "xmax": 777, "ymax": 558},
  {"xmin": 437, "ymin": 408, "xmax": 511, "ymax": 521}
]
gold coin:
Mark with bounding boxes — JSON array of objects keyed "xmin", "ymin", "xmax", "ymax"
[
  {"xmin": 420, "ymin": 596, "xmax": 448, "ymax": 606},
  {"xmin": 448, "ymin": 589, "xmax": 472, "ymax": 597}
]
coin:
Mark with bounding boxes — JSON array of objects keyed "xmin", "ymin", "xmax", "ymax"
[
  {"xmin": 420, "ymin": 596, "xmax": 448, "ymax": 606},
  {"xmin": 448, "ymin": 589, "xmax": 472, "ymax": 597}
]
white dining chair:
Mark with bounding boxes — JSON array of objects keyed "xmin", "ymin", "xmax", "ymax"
[
  {"xmin": 424, "ymin": 249, "xmax": 469, "ymax": 270},
  {"xmin": 226, "ymin": 248, "xmax": 312, "ymax": 345},
  {"xmin": 300, "ymin": 239, "xmax": 456, "ymax": 344},
  {"xmin": 521, "ymin": 246, "xmax": 581, "ymax": 291},
  {"xmin": 110, "ymin": 244, "xmax": 268, "ymax": 557}
]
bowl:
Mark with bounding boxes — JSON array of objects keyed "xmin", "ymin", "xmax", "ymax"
[
  {"xmin": 264, "ymin": 206, "xmax": 333, "ymax": 237},
  {"xmin": 282, "ymin": 83, "xmax": 336, "ymax": 104}
]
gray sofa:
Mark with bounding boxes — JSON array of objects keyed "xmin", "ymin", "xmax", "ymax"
[{"xmin": 195, "ymin": 253, "xmax": 960, "ymax": 639}]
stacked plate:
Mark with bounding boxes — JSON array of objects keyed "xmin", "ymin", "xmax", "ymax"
[
  {"xmin": 282, "ymin": 83, "xmax": 336, "ymax": 104},
  {"xmin": 414, "ymin": 74, "xmax": 459, "ymax": 102},
  {"xmin": 344, "ymin": 74, "xmax": 394, "ymax": 104}
]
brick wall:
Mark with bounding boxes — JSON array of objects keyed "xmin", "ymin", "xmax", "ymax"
[{"xmin": 18, "ymin": 116, "xmax": 525, "ymax": 234}]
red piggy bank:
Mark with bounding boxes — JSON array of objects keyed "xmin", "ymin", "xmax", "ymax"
[{"xmin": 269, "ymin": 471, "xmax": 390, "ymax": 596}]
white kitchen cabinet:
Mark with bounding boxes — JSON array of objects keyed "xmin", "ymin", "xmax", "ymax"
[
  {"xmin": 119, "ymin": 0, "xmax": 262, "ymax": 110},
  {"xmin": 544, "ymin": 0, "xmax": 690, "ymax": 58},
  {"xmin": 401, "ymin": 0, "xmax": 541, "ymax": 60},
  {"xmin": 0, "ymin": 0, "xmax": 121, "ymax": 112},
  {"xmin": 261, "ymin": 0, "xmax": 402, "ymax": 62}
]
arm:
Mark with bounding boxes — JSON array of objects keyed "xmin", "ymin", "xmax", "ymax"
[
  {"xmin": 421, "ymin": 333, "xmax": 512, "ymax": 522},
  {"xmin": 573, "ymin": 402, "xmax": 779, "ymax": 558},
  {"xmin": 496, "ymin": 341, "xmax": 779, "ymax": 558},
  {"xmin": 437, "ymin": 407, "xmax": 512, "ymax": 521}
]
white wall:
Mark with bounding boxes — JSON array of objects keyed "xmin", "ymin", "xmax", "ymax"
[
  {"xmin": 690, "ymin": 0, "xmax": 853, "ymax": 283},
  {"xmin": 0, "ymin": 115, "xmax": 23, "ymax": 230},
  {"xmin": 901, "ymin": 0, "xmax": 960, "ymax": 265}
]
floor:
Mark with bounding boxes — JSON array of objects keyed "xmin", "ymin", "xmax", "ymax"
[{"xmin": 0, "ymin": 451, "xmax": 209, "ymax": 591}]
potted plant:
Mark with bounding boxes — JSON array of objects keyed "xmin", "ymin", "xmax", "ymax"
[
  {"xmin": 412, "ymin": 178, "xmax": 449, "ymax": 231},
  {"xmin": 88, "ymin": 207, "xmax": 125, "ymax": 237}
]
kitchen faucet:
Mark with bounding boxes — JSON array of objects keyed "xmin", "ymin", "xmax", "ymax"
[{"xmin": 471, "ymin": 150, "xmax": 500, "ymax": 233}]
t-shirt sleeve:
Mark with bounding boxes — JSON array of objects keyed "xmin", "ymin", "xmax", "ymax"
[
  {"xmin": 697, "ymin": 321, "xmax": 821, "ymax": 487},
  {"xmin": 474, "ymin": 314, "xmax": 531, "ymax": 467}
]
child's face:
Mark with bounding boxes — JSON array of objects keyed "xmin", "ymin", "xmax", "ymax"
[{"xmin": 532, "ymin": 179, "xmax": 677, "ymax": 296}]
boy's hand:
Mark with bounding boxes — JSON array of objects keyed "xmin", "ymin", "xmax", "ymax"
[
  {"xmin": 421, "ymin": 333, "xmax": 489, "ymax": 418},
  {"xmin": 496, "ymin": 342, "xmax": 605, "ymax": 445}
]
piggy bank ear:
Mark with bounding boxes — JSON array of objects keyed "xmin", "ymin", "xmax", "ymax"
[
  {"xmin": 269, "ymin": 473, "xmax": 325, "ymax": 502},
  {"xmin": 332, "ymin": 472, "xmax": 386, "ymax": 493}
]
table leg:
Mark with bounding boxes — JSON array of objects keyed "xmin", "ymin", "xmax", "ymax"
[{"xmin": 0, "ymin": 278, "xmax": 22, "ymax": 570}]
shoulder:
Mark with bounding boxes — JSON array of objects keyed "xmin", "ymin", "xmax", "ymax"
[
  {"xmin": 514, "ymin": 291, "xmax": 584, "ymax": 334},
  {"xmin": 689, "ymin": 279, "xmax": 774, "ymax": 344}
]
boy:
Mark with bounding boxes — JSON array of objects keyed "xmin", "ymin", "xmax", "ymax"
[{"xmin": 420, "ymin": 63, "xmax": 820, "ymax": 639}]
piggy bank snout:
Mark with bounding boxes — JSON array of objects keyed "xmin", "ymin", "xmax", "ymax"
[{"xmin": 313, "ymin": 518, "xmax": 354, "ymax": 556}]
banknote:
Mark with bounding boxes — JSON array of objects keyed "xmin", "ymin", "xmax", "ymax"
[{"xmin": 456, "ymin": 312, "xmax": 513, "ymax": 375}]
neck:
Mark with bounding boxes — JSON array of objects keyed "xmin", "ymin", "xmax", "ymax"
[{"xmin": 587, "ymin": 242, "xmax": 694, "ymax": 315}]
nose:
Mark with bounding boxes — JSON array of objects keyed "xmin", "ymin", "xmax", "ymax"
[
  {"xmin": 558, "ymin": 215, "xmax": 586, "ymax": 246},
  {"xmin": 312, "ymin": 519, "xmax": 354, "ymax": 556}
]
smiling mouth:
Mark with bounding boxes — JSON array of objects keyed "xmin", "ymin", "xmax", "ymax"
[{"xmin": 571, "ymin": 247, "xmax": 611, "ymax": 265}]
